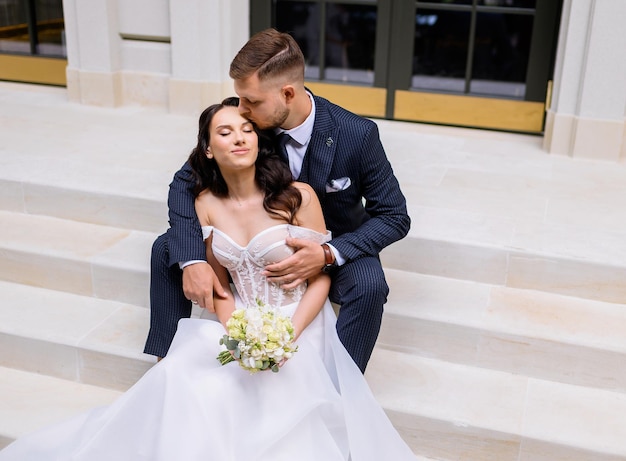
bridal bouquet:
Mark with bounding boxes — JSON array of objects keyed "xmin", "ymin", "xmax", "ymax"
[{"xmin": 217, "ymin": 299, "xmax": 298, "ymax": 373}]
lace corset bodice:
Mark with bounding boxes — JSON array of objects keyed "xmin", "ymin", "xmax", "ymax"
[{"xmin": 202, "ymin": 224, "xmax": 331, "ymax": 308}]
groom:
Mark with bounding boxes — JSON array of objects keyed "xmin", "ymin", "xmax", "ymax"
[{"xmin": 144, "ymin": 29, "xmax": 410, "ymax": 373}]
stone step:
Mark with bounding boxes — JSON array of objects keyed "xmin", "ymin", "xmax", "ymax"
[
  {"xmin": 0, "ymin": 280, "xmax": 154, "ymax": 391},
  {"xmin": 2, "ymin": 270, "xmax": 624, "ymax": 404},
  {"xmin": 2, "ymin": 344, "xmax": 624, "ymax": 460},
  {"xmin": 0, "ymin": 265, "xmax": 623, "ymax": 460},
  {"xmin": 380, "ymin": 269, "xmax": 626, "ymax": 393},
  {"xmin": 4, "ymin": 171, "xmax": 626, "ymax": 306},
  {"xmin": 5, "ymin": 174, "xmax": 626, "ymax": 314},
  {"xmin": 2, "ymin": 206, "xmax": 624, "ymax": 393},
  {"xmin": 1, "ymin": 177, "xmax": 169, "ymax": 234},
  {"xmin": 0, "ymin": 366, "xmax": 122, "ymax": 450},
  {"xmin": 366, "ymin": 348, "xmax": 626, "ymax": 461},
  {"xmin": 0, "ymin": 366, "xmax": 440, "ymax": 461},
  {"xmin": 381, "ymin": 222, "xmax": 626, "ymax": 306},
  {"xmin": 0, "ymin": 209, "xmax": 155, "ymax": 308}
]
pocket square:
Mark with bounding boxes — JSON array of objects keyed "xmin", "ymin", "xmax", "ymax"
[{"xmin": 325, "ymin": 177, "xmax": 351, "ymax": 193}]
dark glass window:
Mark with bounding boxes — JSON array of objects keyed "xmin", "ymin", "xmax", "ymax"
[
  {"xmin": 33, "ymin": 0, "xmax": 65, "ymax": 56},
  {"xmin": 0, "ymin": 0, "xmax": 65, "ymax": 57},
  {"xmin": 412, "ymin": 1, "xmax": 535, "ymax": 98},
  {"xmin": 419, "ymin": 1, "xmax": 536, "ymax": 6},
  {"xmin": 413, "ymin": 9, "xmax": 471, "ymax": 93},
  {"xmin": 470, "ymin": 12, "xmax": 533, "ymax": 97},
  {"xmin": 276, "ymin": 1, "xmax": 377, "ymax": 85},
  {"xmin": 0, "ymin": 1, "xmax": 31, "ymax": 54}
]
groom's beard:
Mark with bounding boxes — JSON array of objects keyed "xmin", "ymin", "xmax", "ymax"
[{"xmin": 254, "ymin": 106, "xmax": 289, "ymax": 131}]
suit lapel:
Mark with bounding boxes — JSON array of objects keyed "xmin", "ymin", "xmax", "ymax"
[{"xmin": 299, "ymin": 97, "xmax": 338, "ymax": 196}]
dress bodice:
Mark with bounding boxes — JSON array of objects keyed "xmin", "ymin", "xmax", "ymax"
[{"xmin": 202, "ymin": 224, "xmax": 331, "ymax": 309}]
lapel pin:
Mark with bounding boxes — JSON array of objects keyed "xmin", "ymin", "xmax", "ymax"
[{"xmin": 326, "ymin": 137, "xmax": 333, "ymax": 147}]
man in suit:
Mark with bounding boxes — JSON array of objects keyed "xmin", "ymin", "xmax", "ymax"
[{"xmin": 144, "ymin": 29, "xmax": 410, "ymax": 373}]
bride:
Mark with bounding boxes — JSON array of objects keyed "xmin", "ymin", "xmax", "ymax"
[{"xmin": 0, "ymin": 98, "xmax": 416, "ymax": 461}]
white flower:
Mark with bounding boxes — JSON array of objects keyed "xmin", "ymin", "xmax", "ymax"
[{"xmin": 216, "ymin": 299, "xmax": 298, "ymax": 373}]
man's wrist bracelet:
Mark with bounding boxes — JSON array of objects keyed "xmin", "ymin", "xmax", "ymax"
[{"xmin": 321, "ymin": 243, "xmax": 336, "ymax": 273}]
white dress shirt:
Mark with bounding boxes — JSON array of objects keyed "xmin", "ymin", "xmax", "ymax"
[{"xmin": 275, "ymin": 93, "xmax": 345, "ymax": 266}]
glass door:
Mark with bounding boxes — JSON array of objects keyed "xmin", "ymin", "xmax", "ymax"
[
  {"xmin": 252, "ymin": 0, "xmax": 562, "ymax": 132},
  {"xmin": 252, "ymin": 0, "xmax": 391, "ymax": 118},
  {"xmin": 0, "ymin": 0, "xmax": 67, "ymax": 85},
  {"xmin": 390, "ymin": 0, "xmax": 562, "ymax": 132}
]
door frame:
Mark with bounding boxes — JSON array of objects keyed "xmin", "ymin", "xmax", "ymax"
[{"xmin": 251, "ymin": 0, "xmax": 562, "ymax": 133}]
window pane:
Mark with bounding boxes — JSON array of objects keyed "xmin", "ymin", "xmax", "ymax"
[
  {"xmin": 0, "ymin": 1, "xmax": 31, "ymax": 53},
  {"xmin": 416, "ymin": 1, "xmax": 473, "ymax": 5},
  {"xmin": 477, "ymin": 0, "xmax": 536, "ymax": 7},
  {"xmin": 275, "ymin": 1, "xmax": 377, "ymax": 85},
  {"xmin": 0, "ymin": 0, "xmax": 65, "ymax": 57},
  {"xmin": 417, "ymin": 1, "xmax": 536, "ymax": 7},
  {"xmin": 275, "ymin": 1, "xmax": 320, "ymax": 79},
  {"xmin": 323, "ymin": 3, "xmax": 376, "ymax": 83},
  {"xmin": 34, "ymin": 0, "xmax": 65, "ymax": 57},
  {"xmin": 412, "ymin": 9, "xmax": 470, "ymax": 93},
  {"xmin": 470, "ymin": 12, "xmax": 533, "ymax": 98}
]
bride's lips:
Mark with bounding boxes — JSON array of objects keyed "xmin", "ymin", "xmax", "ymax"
[{"xmin": 231, "ymin": 148, "xmax": 250, "ymax": 155}]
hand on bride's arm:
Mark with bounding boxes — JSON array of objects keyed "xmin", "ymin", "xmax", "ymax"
[
  {"xmin": 182, "ymin": 262, "xmax": 228, "ymax": 313},
  {"xmin": 262, "ymin": 237, "xmax": 325, "ymax": 290}
]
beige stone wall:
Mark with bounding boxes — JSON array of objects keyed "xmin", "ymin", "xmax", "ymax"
[
  {"xmin": 61, "ymin": 0, "xmax": 626, "ymax": 160},
  {"xmin": 63, "ymin": 0, "xmax": 248, "ymax": 114},
  {"xmin": 544, "ymin": 0, "xmax": 626, "ymax": 161}
]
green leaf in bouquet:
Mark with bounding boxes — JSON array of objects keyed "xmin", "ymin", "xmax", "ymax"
[{"xmin": 226, "ymin": 339, "xmax": 239, "ymax": 350}]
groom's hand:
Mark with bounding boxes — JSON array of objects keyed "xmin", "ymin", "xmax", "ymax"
[
  {"xmin": 262, "ymin": 237, "xmax": 326, "ymax": 290},
  {"xmin": 182, "ymin": 262, "xmax": 228, "ymax": 312}
]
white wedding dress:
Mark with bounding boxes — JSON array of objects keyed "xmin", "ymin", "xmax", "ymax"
[{"xmin": 0, "ymin": 224, "xmax": 416, "ymax": 461}]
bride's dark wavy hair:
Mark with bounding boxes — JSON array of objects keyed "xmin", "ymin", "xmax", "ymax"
[{"xmin": 188, "ymin": 97, "xmax": 302, "ymax": 223}]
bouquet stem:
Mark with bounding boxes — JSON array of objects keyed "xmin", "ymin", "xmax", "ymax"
[{"xmin": 217, "ymin": 350, "xmax": 235, "ymax": 366}]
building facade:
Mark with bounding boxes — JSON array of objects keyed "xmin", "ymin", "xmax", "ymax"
[{"xmin": 1, "ymin": 0, "xmax": 624, "ymax": 161}]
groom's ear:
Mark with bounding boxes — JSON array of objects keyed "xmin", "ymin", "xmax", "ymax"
[{"xmin": 281, "ymin": 85, "xmax": 296, "ymax": 104}]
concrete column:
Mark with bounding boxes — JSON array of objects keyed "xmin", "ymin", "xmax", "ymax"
[
  {"xmin": 544, "ymin": 0, "xmax": 626, "ymax": 161},
  {"xmin": 63, "ymin": 0, "xmax": 123, "ymax": 106},
  {"xmin": 168, "ymin": 0, "xmax": 249, "ymax": 114}
]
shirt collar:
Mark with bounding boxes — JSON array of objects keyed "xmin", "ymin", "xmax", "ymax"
[{"xmin": 275, "ymin": 92, "xmax": 315, "ymax": 147}]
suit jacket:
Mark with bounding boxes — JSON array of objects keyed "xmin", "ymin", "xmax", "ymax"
[
  {"xmin": 165, "ymin": 95, "xmax": 410, "ymax": 267},
  {"xmin": 296, "ymin": 95, "xmax": 410, "ymax": 261}
]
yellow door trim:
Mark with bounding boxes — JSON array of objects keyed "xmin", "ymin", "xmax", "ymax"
[
  {"xmin": 394, "ymin": 90, "xmax": 545, "ymax": 133},
  {"xmin": 305, "ymin": 82, "xmax": 386, "ymax": 118},
  {"xmin": 0, "ymin": 54, "xmax": 67, "ymax": 86}
]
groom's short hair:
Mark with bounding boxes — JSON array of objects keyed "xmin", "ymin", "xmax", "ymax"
[{"xmin": 229, "ymin": 28, "xmax": 305, "ymax": 83}]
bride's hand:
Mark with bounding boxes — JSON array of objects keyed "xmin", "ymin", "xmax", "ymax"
[{"xmin": 262, "ymin": 237, "xmax": 326, "ymax": 289}]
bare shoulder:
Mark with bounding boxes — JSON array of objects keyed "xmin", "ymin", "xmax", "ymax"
[
  {"xmin": 293, "ymin": 182, "xmax": 325, "ymax": 231},
  {"xmin": 196, "ymin": 189, "xmax": 217, "ymax": 204},
  {"xmin": 195, "ymin": 189, "xmax": 219, "ymax": 225},
  {"xmin": 293, "ymin": 182, "xmax": 317, "ymax": 205},
  {"xmin": 195, "ymin": 190, "xmax": 208, "ymax": 209}
]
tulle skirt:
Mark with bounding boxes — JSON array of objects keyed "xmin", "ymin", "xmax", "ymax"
[{"xmin": 0, "ymin": 301, "xmax": 416, "ymax": 461}]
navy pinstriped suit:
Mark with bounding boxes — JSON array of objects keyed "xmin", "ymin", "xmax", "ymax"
[{"xmin": 144, "ymin": 95, "xmax": 410, "ymax": 372}]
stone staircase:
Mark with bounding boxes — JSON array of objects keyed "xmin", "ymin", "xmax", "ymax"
[{"xmin": 1, "ymin": 82, "xmax": 626, "ymax": 460}]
